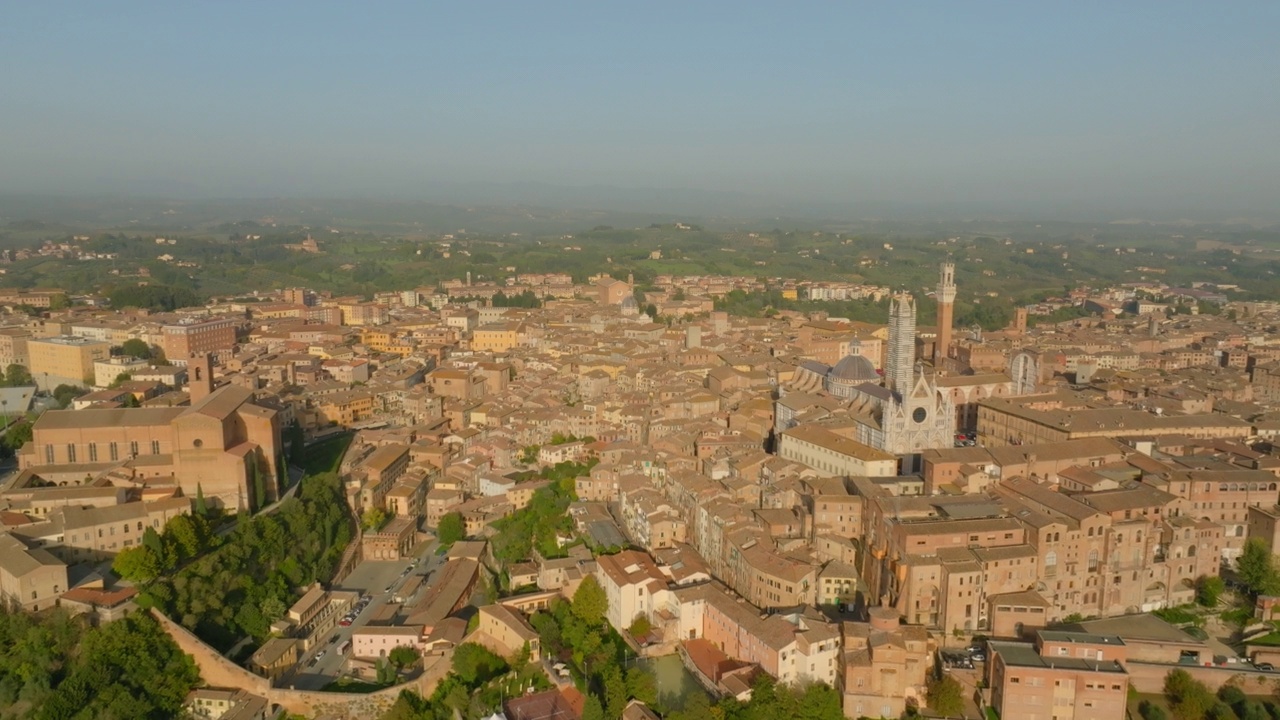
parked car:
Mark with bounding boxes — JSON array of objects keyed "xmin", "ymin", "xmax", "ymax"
[
  {"xmin": 1257, "ymin": 662, "xmax": 1276, "ymax": 672},
  {"xmin": 313, "ymin": 649, "xmax": 326, "ymax": 661},
  {"xmin": 338, "ymin": 617, "xmax": 353, "ymax": 627}
]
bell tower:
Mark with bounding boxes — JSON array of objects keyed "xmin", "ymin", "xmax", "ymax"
[
  {"xmin": 188, "ymin": 352, "xmax": 213, "ymax": 403},
  {"xmin": 935, "ymin": 262, "xmax": 956, "ymax": 364},
  {"xmin": 886, "ymin": 293, "xmax": 916, "ymax": 397}
]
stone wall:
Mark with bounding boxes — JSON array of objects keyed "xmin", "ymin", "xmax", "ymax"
[
  {"xmin": 151, "ymin": 609, "xmax": 272, "ymax": 695},
  {"xmin": 1127, "ymin": 660, "xmax": 1272, "ymax": 694},
  {"xmin": 153, "ymin": 608, "xmax": 454, "ymax": 718}
]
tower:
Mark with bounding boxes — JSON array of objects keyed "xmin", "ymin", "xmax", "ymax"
[
  {"xmin": 886, "ymin": 292, "xmax": 916, "ymax": 396},
  {"xmin": 935, "ymin": 262, "xmax": 956, "ymax": 364},
  {"xmin": 188, "ymin": 352, "xmax": 213, "ymax": 403}
]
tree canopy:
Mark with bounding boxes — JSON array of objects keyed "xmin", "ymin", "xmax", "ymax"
[
  {"xmin": 1238, "ymin": 538, "xmax": 1280, "ymax": 596},
  {"xmin": 926, "ymin": 674, "xmax": 965, "ymax": 717},
  {"xmin": 437, "ymin": 512, "xmax": 465, "ymax": 547},
  {"xmin": 0, "ymin": 608, "xmax": 200, "ymax": 720},
  {"xmin": 140, "ymin": 471, "xmax": 352, "ymax": 650},
  {"xmin": 571, "ymin": 575, "xmax": 608, "ymax": 627}
]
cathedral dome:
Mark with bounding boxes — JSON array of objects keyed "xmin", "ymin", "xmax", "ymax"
[{"xmin": 828, "ymin": 354, "xmax": 878, "ymax": 384}]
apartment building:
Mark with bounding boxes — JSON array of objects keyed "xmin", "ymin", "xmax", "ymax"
[
  {"xmin": 988, "ymin": 631, "xmax": 1129, "ymax": 720},
  {"xmin": 52, "ymin": 497, "xmax": 192, "ymax": 562},
  {"xmin": 595, "ymin": 550, "xmax": 670, "ymax": 636},
  {"xmin": 472, "ymin": 322, "xmax": 522, "ymax": 353},
  {"xmin": 0, "ymin": 532, "xmax": 68, "ymax": 612},
  {"xmin": 27, "ymin": 335, "xmax": 111, "ymax": 388},
  {"xmin": 161, "ymin": 318, "xmax": 237, "ymax": 359},
  {"xmin": 674, "ymin": 582, "xmax": 841, "ymax": 687},
  {"xmin": 476, "ymin": 603, "xmax": 541, "ymax": 662},
  {"xmin": 841, "ymin": 607, "xmax": 930, "ymax": 720},
  {"xmin": 0, "ymin": 327, "xmax": 31, "ymax": 367},
  {"xmin": 977, "ymin": 396, "xmax": 1251, "ymax": 447}
]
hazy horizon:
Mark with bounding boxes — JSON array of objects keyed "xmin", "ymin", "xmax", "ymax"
[{"xmin": 4, "ymin": 3, "xmax": 1279, "ymax": 222}]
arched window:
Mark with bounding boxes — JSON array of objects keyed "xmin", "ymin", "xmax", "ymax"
[
  {"xmin": 1088, "ymin": 549, "xmax": 1099, "ymax": 572},
  {"xmin": 1187, "ymin": 545, "xmax": 1196, "ymax": 557},
  {"xmin": 1220, "ymin": 483, "xmax": 1229, "ymax": 492},
  {"xmin": 1045, "ymin": 551, "xmax": 1058, "ymax": 576},
  {"xmin": 1088, "ymin": 527, "xmax": 1095, "ymax": 537}
]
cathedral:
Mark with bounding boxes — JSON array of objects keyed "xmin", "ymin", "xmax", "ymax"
[{"xmin": 840, "ymin": 292, "xmax": 956, "ymax": 459}]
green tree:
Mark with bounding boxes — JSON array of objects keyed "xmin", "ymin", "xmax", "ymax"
[
  {"xmin": 628, "ymin": 613, "xmax": 651, "ymax": 639},
  {"xmin": 1, "ymin": 420, "xmax": 33, "ymax": 457},
  {"xmin": 1239, "ymin": 700, "xmax": 1270, "ymax": 720},
  {"xmin": 927, "ymin": 674, "xmax": 965, "ymax": 716},
  {"xmin": 2, "ymin": 363, "xmax": 34, "ymax": 387},
  {"xmin": 582, "ymin": 695, "xmax": 606, "ymax": 720},
  {"xmin": 32, "ymin": 612, "xmax": 199, "ymax": 720},
  {"xmin": 1165, "ymin": 668, "xmax": 1217, "ymax": 720},
  {"xmin": 194, "ymin": 483, "xmax": 208, "ymax": 516},
  {"xmin": 376, "ymin": 657, "xmax": 397, "ymax": 685},
  {"xmin": 1238, "ymin": 539, "xmax": 1279, "ymax": 595},
  {"xmin": 601, "ymin": 664, "xmax": 627, "ymax": 720},
  {"xmin": 572, "ymin": 575, "xmax": 608, "ymax": 626},
  {"xmin": 252, "ymin": 454, "xmax": 267, "ymax": 510},
  {"xmin": 260, "ymin": 596, "xmax": 287, "ymax": 622},
  {"xmin": 625, "ymin": 666, "xmax": 657, "ymax": 706},
  {"xmin": 451, "ymin": 642, "xmax": 508, "ymax": 686},
  {"xmin": 52, "ymin": 384, "xmax": 87, "ymax": 408},
  {"xmin": 164, "ymin": 515, "xmax": 204, "ymax": 560},
  {"xmin": 362, "ymin": 506, "xmax": 387, "ymax": 531},
  {"xmin": 112, "ymin": 545, "xmax": 161, "ymax": 582},
  {"xmin": 389, "ymin": 645, "xmax": 420, "ymax": 670},
  {"xmin": 512, "ymin": 641, "xmax": 531, "ymax": 669},
  {"xmin": 437, "ymin": 511, "xmax": 465, "ymax": 546},
  {"xmin": 1197, "ymin": 575, "xmax": 1225, "ymax": 607},
  {"xmin": 1139, "ymin": 699, "xmax": 1169, "ymax": 720},
  {"xmin": 120, "ymin": 338, "xmax": 153, "ymax": 359}
]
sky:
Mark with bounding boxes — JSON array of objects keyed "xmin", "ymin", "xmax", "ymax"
[{"xmin": 2, "ymin": 2, "xmax": 1278, "ymax": 220}]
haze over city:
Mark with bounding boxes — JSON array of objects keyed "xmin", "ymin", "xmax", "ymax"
[{"xmin": 3, "ymin": 2, "xmax": 1279, "ymax": 220}]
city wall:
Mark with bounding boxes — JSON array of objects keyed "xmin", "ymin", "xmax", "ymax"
[
  {"xmin": 152, "ymin": 609, "xmax": 450, "ymax": 718},
  {"xmin": 1127, "ymin": 660, "xmax": 1274, "ymax": 694}
]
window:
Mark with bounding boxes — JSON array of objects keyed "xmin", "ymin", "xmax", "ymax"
[
  {"xmin": 45, "ymin": 445, "xmax": 54, "ymax": 463},
  {"xmin": 88, "ymin": 443, "xmax": 98, "ymax": 462},
  {"xmin": 67, "ymin": 444, "xmax": 76, "ymax": 463},
  {"xmin": 109, "ymin": 442, "xmax": 118, "ymax": 461},
  {"xmin": 130, "ymin": 441, "xmax": 139, "ymax": 456}
]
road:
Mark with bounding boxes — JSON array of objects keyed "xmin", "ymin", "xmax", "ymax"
[{"xmin": 286, "ymin": 540, "xmax": 449, "ymax": 690}]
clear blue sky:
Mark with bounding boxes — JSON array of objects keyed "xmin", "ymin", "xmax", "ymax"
[{"xmin": 3, "ymin": 2, "xmax": 1278, "ymax": 219}]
